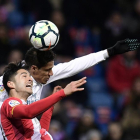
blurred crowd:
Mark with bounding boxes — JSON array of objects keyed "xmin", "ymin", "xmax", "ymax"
[{"xmin": 1, "ymin": 0, "xmax": 140, "ymax": 140}]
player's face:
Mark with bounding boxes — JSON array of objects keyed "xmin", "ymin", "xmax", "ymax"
[
  {"xmin": 35, "ymin": 61, "xmax": 54, "ymax": 84},
  {"xmin": 14, "ymin": 69, "xmax": 33, "ymax": 95}
]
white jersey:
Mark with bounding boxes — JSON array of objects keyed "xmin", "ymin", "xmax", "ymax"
[
  {"xmin": 0, "ymin": 50, "xmax": 108, "ymax": 139},
  {"xmin": 0, "ymin": 50, "xmax": 108, "ymax": 104}
]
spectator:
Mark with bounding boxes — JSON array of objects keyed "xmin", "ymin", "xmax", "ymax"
[
  {"xmin": 0, "ymin": 24, "xmax": 11, "ymax": 64},
  {"xmin": 51, "ymin": 101, "xmax": 68, "ymax": 129},
  {"xmin": 106, "ymin": 50, "xmax": 140, "ymax": 95},
  {"xmin": 84, "ymin": 130, "xmax": 102, "ymax": 140},
  {"xmin": 19, "ymin": 0, "xmax": 53, "ymax": 21},
  {"xmin": 73, "ymin": 109, "xmax": 99, "ymax": 140},
  {"xmin": 124, "ymin": 0, "xmax": 140, "ymax": 35},
  {"xmin": 101, "ymin": 11, "xmax": 129, "ymax": 50},
  {"xmin": 7, "ymin": 49, "xmax": 23, "ymax": 63},
  {"xmin": 104, "ymin": 122, "xmax": 124, "ymax": 140},
  {"xmin": 121, "ymin": 77, "xmax": 140, "ymax": 140},
  {"xmin": 49, "ymin": 120, "xmax": 68, "ymax": 140},
  {"xmin": 51, "ymin": 9, "xmax": 75, "ymax": 59},
  {"xmin": 12, "ymin": 26, "xmax": 33, "ymax": 55}
]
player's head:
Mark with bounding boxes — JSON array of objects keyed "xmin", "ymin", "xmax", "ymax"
[
  {"xmin": 25, "ymin": 47, "xmax": 55, "ymax": 84},
  {"xmin": 3, "ymin": 62, "xmax": 33, "ymax": 96}
]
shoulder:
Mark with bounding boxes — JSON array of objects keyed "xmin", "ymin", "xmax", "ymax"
[
  {"xmin": 0, "ymin": 75, "xmax": 8, "ymax": 102},
  {"xmin": 0, "ymin": 75, "xmax": 4, "ymax": 90},
  {"xmin": 3, "ymin": 97, "xmax": 22, "ymax": 107},
  {"xmin": 1, "ymin": 98, "xmax": 22, "ymax": 117},
  {"xmin": 0, "ymin": 75, "xmax": 3, "ymax": 81}
]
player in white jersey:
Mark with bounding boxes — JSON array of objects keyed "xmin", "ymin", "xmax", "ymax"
[
  {"xmin": 0, "ymin": 39, "xmax": 139, "ymax": 104},
  {"xmin": 0, "ymin": 38, "xmax": 139, "ymax": 139}
]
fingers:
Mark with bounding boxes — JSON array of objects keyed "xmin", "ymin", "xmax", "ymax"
[
  {"xmin": 119, "ymin": 38, "xmax": 139, "ymax": 44},
  {"xmin": 75, "ymin": 77, "xmax": 87, "ymax": 87},
  {"xmin": 76, "ymin": 79, "xmax": 87, "ymax": 87},
  {"xmin": 76, "ymin": 88, "xmax": 85, "ymax": 91},
  {"xmin": 128, "ymin": 43, "xmax": 140, "ymax": 51},
  {"xmin": 123, "ymin": 38, "xmax": 140, "ymax": 51},
  {"xmin": 73, "ymin": 77, "xmax": 87, "ymax": 91},
  {"xmin": 63, "ymin": 77, "xmax": 87, "ymax": 96},
  {"xmin": 75, "ymin": 77, "xmax": 87, "ymax": 85},
  {"xmin": 125, "ymin": 38, "xmax": 138, "ymax": 43}
]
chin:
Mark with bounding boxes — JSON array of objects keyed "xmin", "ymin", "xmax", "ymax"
[
  {"xmin": 27, "ymin": 90, "xmax": 32, "ymax": 95},
  {"xmin": 28, "ymin": 92, "xmax": 33, "ymax": 95},
  {"xmin": 41, "ymin": 82, "xmax": 46, "ymax": 85},
  {"xmin": 41, "ymin": 80, "xmax": 48, "ymax": 84}
]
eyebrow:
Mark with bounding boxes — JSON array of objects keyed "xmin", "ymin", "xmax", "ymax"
[
  {"xmin": 20, "ymin": 72, "xmax": 31, "ymax": 77},
  {"xmin": 20, "ymin": 72, "xmax": 28, "ymax": 75},
  {"xmin": 44, "ymin": 68, "xmax": 52, "ymax": 70}
]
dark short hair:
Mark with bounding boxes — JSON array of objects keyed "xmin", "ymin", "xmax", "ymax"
[
  {"xmin": 25, "ymin": 47, "xmax": 55, "ymax": 69},
  {"xmin": 3, "ymin": 62, "xmax": 29, "ymax": 93}
]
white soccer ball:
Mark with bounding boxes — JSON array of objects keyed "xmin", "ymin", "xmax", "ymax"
[{"xmin": 29, "ymin": 20, "xmax": 59, "ymax": 51}]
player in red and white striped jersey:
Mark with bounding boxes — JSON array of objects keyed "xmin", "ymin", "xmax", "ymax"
[{"xmin": 1, "ymin": 62, "xmax": 86, "ymax": 139}]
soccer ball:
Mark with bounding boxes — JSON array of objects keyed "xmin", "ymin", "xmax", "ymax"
[{"xmin": 29, "ymin": 20, "xmax": 59, "ymax": 51}]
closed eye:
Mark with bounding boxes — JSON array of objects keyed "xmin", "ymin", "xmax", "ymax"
[{"xmin": 44, "ymin": 68, "xmax": 52, "ymax": 72}]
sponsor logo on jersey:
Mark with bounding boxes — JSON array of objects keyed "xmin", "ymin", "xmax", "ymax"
[
  {"xmin": 9, "ymin": 100, "xmax": 20, "ymax": 107},
  {"xmin": 0, "ymin": 85, "xmax": 5, "ymax": 92}
]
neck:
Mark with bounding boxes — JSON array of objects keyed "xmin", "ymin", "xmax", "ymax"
[{"xmin": 9, "ymin": 90, "xmax": 29, "ymax": 102}]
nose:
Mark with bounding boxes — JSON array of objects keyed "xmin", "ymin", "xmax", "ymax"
[
  {"xmin": 49, "ymin": 70, "xmax": 53, "ymax": 76},
  {"xmin": 29, "ymin": 76, "xmax": 33, "ymax": 82}
]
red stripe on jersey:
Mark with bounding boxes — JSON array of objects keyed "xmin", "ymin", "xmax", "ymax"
[{"xmin": 1, "ymin": 98, "xmax": 34, "ymax": 140}]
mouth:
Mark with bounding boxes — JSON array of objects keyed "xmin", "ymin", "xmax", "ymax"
[
  {"xmin": 26, "ymin": 84, "xmax": 32, "ymax": 88},
  {"xmin": 45, "ymin": 78, "xmax": 49, "ymax": 81}
]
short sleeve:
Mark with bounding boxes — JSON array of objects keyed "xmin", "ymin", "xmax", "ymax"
[{"xmin": 1, "ymin": 98, "xmax": 22, "ymax": 118}]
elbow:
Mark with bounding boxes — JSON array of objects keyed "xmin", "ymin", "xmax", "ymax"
[
  {"xmin": 13, "ymin": 114, "xmax": 34, "ymax": 119},
  {"xmin": 25, "ymin": 109, "xmax": 35, "ymax": 119},
  {"xmin": 26, "ymin": 116, "xmax": 33, "ymax": 119},
  {"xmin": 26, "ymin": 113, "xmax": 35, "ymax": 119}
]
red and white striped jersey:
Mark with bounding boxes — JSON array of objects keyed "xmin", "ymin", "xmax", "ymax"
[{"xmin": 0, "ymin": 97, "xmax": 53, "ymax": 140}]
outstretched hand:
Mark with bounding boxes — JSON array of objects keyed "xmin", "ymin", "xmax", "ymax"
[
  {"xmin": 64, "ymin": 77, "xmax": 87, "ymax": 96},
  {"xmin": 107, "ymin": 39, "xmax": 140, "ymax": 57}
]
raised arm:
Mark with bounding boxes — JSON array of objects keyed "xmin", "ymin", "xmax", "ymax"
[
  {"xmin": 47, "ymin": 39, "xmax": 140, "ymax": 84},
  {"xmin": 3, "ymin": 77, "xmax": 86, "ymax": 119},
  {"xmin": 47, "ymin": 50, "xmax": 107, "ymax": 84},
  {"xmin": 12, "ymin": 90, "xmax": 65, "ymax": 119}
]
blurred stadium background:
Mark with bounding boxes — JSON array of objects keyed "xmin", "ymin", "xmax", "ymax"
[{"xmin": 1, "ymin": 0, "xmax": 140, "ymax": 140}]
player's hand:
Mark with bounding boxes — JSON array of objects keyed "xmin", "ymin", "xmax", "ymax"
[
  {"xmin": 107, "ymin": 39, "xmax": 140, "ymax": 57},
  {"xmin": 52, "ymin": 86, "xmax": 62, "ymax": 94},
  {"xmin": 63, "ymin": 77, "xmax": 87, "ymax": 96}
]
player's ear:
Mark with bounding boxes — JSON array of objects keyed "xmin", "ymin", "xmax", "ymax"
[
  {"xmin": 7, "ymin": 81, "xmax": 15, "ymax": 89},
  {"xmin": 30, "ymin": 65, "xmax": 39, "ymax": 74},
  {"xmin": 30, "ymin": 65, "xmax": 38, "ymax": 71}
]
